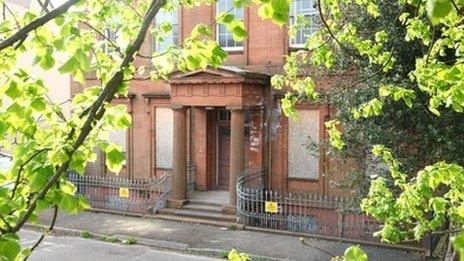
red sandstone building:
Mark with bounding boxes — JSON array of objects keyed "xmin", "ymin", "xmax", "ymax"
[{"xmin": 73, "ymin": 0, "xmax": 347, "ymax": 212}]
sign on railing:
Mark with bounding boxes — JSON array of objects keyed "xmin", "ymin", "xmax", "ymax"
[{"xmin": 265, "ymin": 201, "xmax": 278, "ymax": 213}]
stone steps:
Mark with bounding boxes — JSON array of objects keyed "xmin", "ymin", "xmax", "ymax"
[{"xmin": 157, "ymin": 197, "xmax": 238, "ymax": 225}]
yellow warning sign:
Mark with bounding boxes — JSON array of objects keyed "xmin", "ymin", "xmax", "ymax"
[
  {"xmin": 119, "ymin": 187, "xmax": 129, "ymax": 198},
  {"xmin": 265, "ymin": 201, "xmax": 278, "ymax": 213}
]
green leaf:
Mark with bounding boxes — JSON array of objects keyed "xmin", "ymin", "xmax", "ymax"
[
  {"xmin": 75, "ymin": 50, "xmax": 91, "ymax": 72},
  {"xmin": 55, "ymin": 15, "xmax": 65, "ymax": 26},
  {"xmin": 452, "ymin": 232, "xmax": 464, "ymax": 261},
  {"xmin": 30, "ymin": 172, "xmax": 48, "ymax": 192},
  {"xmin": 0, "ymin": 234, "xmax": 20, "ymax": 261},
  {"xmin": 5, "ymin": 81, "xmax": 21, "ymax": 99},
  {"xmin": 61, "ymin": 181, "xmax": 77, "ymax": 195},
  {"xmin": 39, "ymin": 48, "xmax": 56, "ymax": 70},
  {"xmin": 344, "ymin": 245, "xmax": 368, "ymax": 261},
  {"xmin": 74, "ymin": 69, "xmax": 86, "ymax": 85},
  {"xmin": 218, "ymin": 13, "xmax": 235, "ymax": 24},
  {"xmin": 258, "ymin": 4, "xmax": 272, "ymax": 19},
  {"xmin": 50, "ymin": 148, "xmax": 70, "ymax": 165},
  {"xmin": 426, "ymin": 0, "xmax": 452, "ymax": 24},
  {"xmin": 233, "ymin": 0, "xmax": 250, "ymax": 8},
  {"xmin": 31, "ymin": 98, "xmax": 46, "ymax": 111},
  {"xmin": 105, "ymin": 144, "xmax": 125, "ymax": 173},
  {"xmin": 270, "ymin": 0, "xmax": 290, "ymax": 26},
  {"xmin": 230, "ymin": 20, "xmax": 247, "ymax": 41},
  {"xmin": 58, "ymin": 194, "xmax": 80, "ymax": 214},
  {"xmin": 58, "ymin": 56, "xmax": 78, "ymax": 74},
  {"xmin": 379, "ymin": 86, "xmax": 391, "ymax": 97}
]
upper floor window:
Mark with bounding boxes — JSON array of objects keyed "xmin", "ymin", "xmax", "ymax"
[
  {"xmin": 103, "ymin": 28, "xmax": 118, "ymax": 54},
  {"xmin": 155, "ymin": 9, "xmax": 179, "ymax": 52},
  {"xmin": 289, "ymin": 0, "xmax": 319, "ymax": 48},
  {"xmin": 216, "ymin": 0, "xmax": 244, "ymax": 51}
]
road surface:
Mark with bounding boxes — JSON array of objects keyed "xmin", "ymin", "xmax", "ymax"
[{"xmin": 20, "ymin": 230, "xmax": 219, "ymax": 261}]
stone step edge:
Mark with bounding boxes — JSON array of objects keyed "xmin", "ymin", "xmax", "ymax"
[
  {"xmin": 186, "ymin": 199, "xmax": 224, "ymax": 207},
  {"xmin": 158, "ymin": 209, "xmax": 236, "ymax": 222},
  {"xmin": 154, "ymin": 214, "xmax": 242, "ymax": 229},
  {"xmin": 182, "ymin": 204, "xmax": 224, "ymax": 213}
]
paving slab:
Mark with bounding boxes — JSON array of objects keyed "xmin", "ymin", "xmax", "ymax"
[{"xmin": 20, "ymin": 230, "xmax": 218, "ymax": 261}]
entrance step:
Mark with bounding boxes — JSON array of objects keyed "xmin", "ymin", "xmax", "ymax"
[
  {"xmin": 182, "ymin": 203, "xmax": 223, "ymax": 213},
  {"xmin": 158, "ymin": 208, "xmax": 236, "ymax": 223},
  {"xmin": 187, "ymin": 199, "xmax": 223, "ymax": 207}
]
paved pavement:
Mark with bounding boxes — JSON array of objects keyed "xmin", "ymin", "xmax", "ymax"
[
  {"xmin": 21, "ymin": 230, "xmax": 218, "ymax": 261},
  {"xmin": 32, "ymin": 210, "xmax": 424, "ymax": 261}
]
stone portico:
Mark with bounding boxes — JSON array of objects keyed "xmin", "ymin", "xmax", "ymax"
[{"xmin": 166, "ymin": 66, "xmax": 269, "ymax": 212}]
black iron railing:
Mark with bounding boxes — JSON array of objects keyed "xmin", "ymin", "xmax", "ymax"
[
  {"xmin": 69, "ymin": 162, "xmax": 197, "ymax": 214},
  {"xmin": 236, "ymin": 168, "xmax": 389, "ymax": 244}
]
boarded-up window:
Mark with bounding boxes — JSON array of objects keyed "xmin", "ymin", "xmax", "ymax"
[
  {"xmin": 109, "ymin": 129, "xmax": 127, "ymax": 167},
  {"xmin": 288, "ymin": 109, "xmax": 319, "ymax": 179},
  {"xmin": 156, "ymin": 107, "xmax": 173, "ymax": 168}
]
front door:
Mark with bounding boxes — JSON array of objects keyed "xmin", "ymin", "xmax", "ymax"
[
  {"xmin": 217, "ymin": 126, "xmax": 230, "ymax": 189},
  {"xmin": 216, "ymin": 110, "xmax": 250, "ymax": 190}
]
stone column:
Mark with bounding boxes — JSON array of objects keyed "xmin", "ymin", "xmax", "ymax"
[
  {"xmin": 168, "ymin": 105, "xmax": 188, "ymax": 208},
  {"xmin": 226, "ymin": 107, "xmax": 245, "ymax": 212}
]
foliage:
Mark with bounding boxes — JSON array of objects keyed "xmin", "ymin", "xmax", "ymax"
[
  {"xmin": 452, "ymin": 232, "xmax": 464, "ymax": 261},
  {"xmin": 80, "ymin": 230, "xmax": 92, "ymax": 239},
  {"xmin": 332, "ymin": 245, "xmax": 368, "ymax": 261},
  {"xmin": 271, "ymin": 0, "xmax": 464, "ymax": 258},
  {"xmin": 227, "ymin": 249, "xmax": 250, "ymax": 261},
  {"xmin": 220, "ymin": 250, "xmax": 230, "ymax": 259},
  {"xmin": 100, "ymin": 235, "xmax": 120, "ymax": 243},
  {"xmin": 227, "ymin": 224, "xmax": 237, "ymax": 231},
  {"xmin": 0, "ymin": 0, "xmax": 291, "ymax": 259},
  {"xmin": 123, "ymin": 236, "xmax": 138, "ymax": 245}
]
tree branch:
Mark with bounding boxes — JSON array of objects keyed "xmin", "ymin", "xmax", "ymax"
[
  {"xmin": 26, "ymin": 205, "xmax": 58, "ymax": 259},
  {"xmin": 36, "ymin": 0, "xmax": 50, "ymax": 13},
  {"xmin": 10, "ymin": 148, "xmax": 51, "ymax": 200},
  {"xmin": 3, "ymin": 2, "xmax": 20, "ymax": 30},
  {"xmin": 6, "ymin": 0, "xmax": 166, "ymax": 234},
  {"xmin": 316, "ymin": 0, "xmax": 358, "ymax": 58},
  {"xmin": 0, "ymin": 0, "xmax": 79, "ymax": 52},
  {"xmin": 0, "ymin": 213, "xmax": 12, "ymax": 232},
  {"xmin": 81, "ymin": 21, "xmax": 124, "ymax": 58}
]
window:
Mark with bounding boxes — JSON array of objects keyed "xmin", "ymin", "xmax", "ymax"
[
  {"xmin": 289, "ymin": 0, "xmax": 319, "ymax": 48},
  {"xmin": 108, "ymin": 129, "xmax": 127, "ymax": 168},
  {"xmin": 288, "ymin": 109, "xmax": 319, "ymax": 179},
  {"xmin": 155, "ymin": 9, "xmax": 179, "ymax": 52},
  {"xmin": 103, "ymin": 28, "xmax": 118, "ymax": 54},
  {"xmin": 216, "ymin": 0, "xmax": 244, "ymax": 51},
  {"xmin": 155, "ymin": 107, "xmax": 174, "ymax": 168}
]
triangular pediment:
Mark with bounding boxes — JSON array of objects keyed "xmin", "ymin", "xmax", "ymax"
[{"xmin": 170, "ymin": 66, "xmax": 244, "ymax": 80}]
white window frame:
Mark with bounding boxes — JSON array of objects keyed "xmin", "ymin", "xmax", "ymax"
[
  {"xmin": 216, "ymin": 0, "xmax": 244, "ymax": 51},
  {"xmin": 289, "ymin": 0, "xmax": 319, "ymax": 49},
  {"xmin": 154, "ymin": 8, "xmax": 179, "ymax": 52}
]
